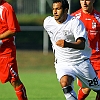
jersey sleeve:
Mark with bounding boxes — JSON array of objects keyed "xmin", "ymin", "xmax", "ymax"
[
  {"xmin": 72, "ymin": 18, "xmax": 87, "ymax": 41},
  {"xmin": 6, "ymin": 6, "xmax": 20, "ymax": 32},
  {"xmin": 43, "ymin": 16, "xmax": 52, "ymax": 31}
]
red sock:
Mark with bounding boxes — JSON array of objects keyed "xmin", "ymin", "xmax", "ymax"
[
  {"xmin": 78, "ymin": 88, "xmax": 89, "ymax": 100},
  {"xmin": 15, "ymin": 84, "xmax": 28, "ymax": 100}
]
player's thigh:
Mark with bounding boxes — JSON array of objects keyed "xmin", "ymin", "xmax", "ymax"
[
  {"xmin": 0, "ymin": 57, "xmax": 11, "ymax": 83},
  {"xmin": 60, "ymin": 75, "xmax": 74, "ymax": 87},
  {"xmin": 9, "ymin": 57, "xmax": 19, "ymax": 83},
  {"xmin": 55, "ymin": 62, "xmax": 76, "ymax": 82},
  {"xmin": 76, "ymin": 60, "xmax": 100, "ymax": 90}
]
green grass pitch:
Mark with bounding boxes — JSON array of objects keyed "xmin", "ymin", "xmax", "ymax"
[{"xmin": 0, "ymin": 50, "xmax": 96, "ymax": 100}]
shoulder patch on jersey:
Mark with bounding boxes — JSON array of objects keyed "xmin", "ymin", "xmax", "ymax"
[
  {"xmin": 74, "ymin": 13, "xmax": 81, "ymax": 19},
  {"xmin": 94, "ymin": 13, "xmax": 100, "ymax": 23}
]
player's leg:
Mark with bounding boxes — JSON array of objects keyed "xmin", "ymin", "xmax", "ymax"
[
  {"xmin": 55, "ymin": 63, "xmax": 77, "ymax": 100},
  {"xmin": 9, "ymin": 59, "xmax": 28, "ymax": 100},
  {"xmin": 60, "ymin": 75, "xmax": 77, "ymax": 100},
  {"xmin": 10, "ymin": 79, "xmax": 28, "ymax": 100},
  {"xmin": 77, "ymin": 79, "xmax": 91, "ymax": 100},
  {"xmin": 78, "ymin": 69, "xmax": 100, "ymax": 100},
  {"xmin": 78, "ymin": 87, "xmax": 91, "ymax": 100},
  {"xmin": 76, "ymin": 60, "xmax": 100, "ymax": 100},
  {"xmin": 0, "ymin": 56, "xmax": 28, "ymax": 100}
]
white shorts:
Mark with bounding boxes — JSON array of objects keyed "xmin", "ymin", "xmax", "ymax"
[{"xmin": 55, "ymin": 59, "xmax": 100, "ymax": 91}]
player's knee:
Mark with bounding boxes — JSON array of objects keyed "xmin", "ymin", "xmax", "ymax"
[
  {"xmin": 82, "ymin": 88, "xmax": 91, "ymax": 94},
  {"xmin": 10, "ymin": 79, "xmax": 22, "ymax": 88},
  {"xmin": 60, "ymin": 75, "xmax": 73, "ymax": 87},
  {"xmin": 60, "ymin": 81, "xmax": 67, "ymax": 87}
]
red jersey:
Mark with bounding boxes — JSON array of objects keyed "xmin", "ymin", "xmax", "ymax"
[
  {"xmin": 71, "ymin": 9, "xmax": 100, "ymax": 70},
  {"xmin": 0, "ymin": 0, "xmax": 20, "ymax": 56}
]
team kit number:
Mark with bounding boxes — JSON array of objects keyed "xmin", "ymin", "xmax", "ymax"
[{"xmin": 88, "ymin": 77, "xmax": 98, "ymax": 86}]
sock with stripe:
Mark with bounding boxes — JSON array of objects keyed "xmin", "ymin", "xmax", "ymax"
[
  {"xmin": 78, "ymin": 88, "xmax": 89, "ymax": 100},
  {"xmin": 15, "ymin": 84, "xmax": 28, "ymax": 100}
]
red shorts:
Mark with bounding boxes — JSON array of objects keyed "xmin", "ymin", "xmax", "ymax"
[
  {"xmin": 78, "ymin": 61, "xmax": 100, "ymax": 87},
  {"xmin": 0, "ymin": 56, "xmax": 19, "ymax": 83}
]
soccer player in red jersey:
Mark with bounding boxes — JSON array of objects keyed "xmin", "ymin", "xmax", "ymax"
[
  {"xmin": 71, "ymin": 0, "xmax": 100, "ymax": 100},
  {"xmin": 44, "ymin": 0, "xmax": 100, "ymax": 100},
  {"xmin": 0, "ymin": 0, "xmax": 28, "ymax": 100}
]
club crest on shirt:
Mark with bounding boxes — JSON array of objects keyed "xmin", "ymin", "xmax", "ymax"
[
  {"xmin": 63, "ymin": 30, "xmax": 70, "ymax": 35},
  {"xmin": 92, "ymin": 20, "xmax": 96, "ymax": 29}
]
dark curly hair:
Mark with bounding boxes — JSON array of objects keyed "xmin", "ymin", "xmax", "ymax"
[{"xmin": 53, "ymin": 0, "xmax": 69, "ymax": 9}]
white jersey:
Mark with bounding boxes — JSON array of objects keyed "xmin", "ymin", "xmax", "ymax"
[{"xmin": 43, "ymin": 14, "xmax": 91, "ymax": 64}]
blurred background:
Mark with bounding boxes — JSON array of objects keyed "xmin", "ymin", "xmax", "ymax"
[{"xmin": 6, "ymin": 0, "xmax": 100, "ymax": 53}]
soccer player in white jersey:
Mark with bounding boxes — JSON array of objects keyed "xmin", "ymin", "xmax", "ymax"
[
  {"xmin": 43, "ymin": 0, "xmax": 100, "ymax": 100},
  {"xmin": 71, "ymin": 0, "xmax": 100, "ymax": 100}
]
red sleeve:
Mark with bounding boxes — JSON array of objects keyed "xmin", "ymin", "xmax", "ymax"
[
  {"xmin": 6, "ymin": 6, "xmax": 20, "ymax": 32},
  {"xmin": 71, "ymin": 12, "xmax": 75, "ymax": 16}
]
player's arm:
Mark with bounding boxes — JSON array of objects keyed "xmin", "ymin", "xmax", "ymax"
[
  {"xmin": 56, "ymin": 37, "xmax": 85, "ymax": 50},
  {"xmin": 0, "ymin": 30, "xmax": 16, "ymax": 40}
]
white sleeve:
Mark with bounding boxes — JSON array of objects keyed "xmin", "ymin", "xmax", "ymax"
[
  {"xmin": 72, "ymin": 18, "xmax": 87, "ymax": 41},
  {"xmin": 43, "ymin": 16, "xmax": 52, "ymax": 31}
]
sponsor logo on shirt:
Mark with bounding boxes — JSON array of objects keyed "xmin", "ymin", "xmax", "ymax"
[{"xmin": 92, "ymin": 20, "xmax": 96, "ymax": 29}]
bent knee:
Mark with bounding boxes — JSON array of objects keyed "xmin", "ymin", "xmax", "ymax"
[
  {"xmin": 10, "ymin": 79, "xmax": 22, "ymax": 88},
  {"xmin": 82, "ymin": 88, "xmax": 91, "ymax": 94},
  {"xmin": 60, "ymin": 75, "xmax": 74, "ymax": 87}
]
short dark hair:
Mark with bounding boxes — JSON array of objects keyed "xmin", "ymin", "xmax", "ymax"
[{"xmin": 53, "ymin": 0, "xmax": 69, "ymax": 9}]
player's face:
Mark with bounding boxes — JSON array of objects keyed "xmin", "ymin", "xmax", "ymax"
[
  {"xmin": 52, "ymin": 2, "xmax": 67, "ymax": 23},
  {"xmin": 80, "ymin": 0, "xmax": 94, "ymax": 13}
]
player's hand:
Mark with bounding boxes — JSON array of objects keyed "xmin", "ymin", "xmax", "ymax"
[{"xmin": 56, "ymin": 39, "xmax": 64, "ymax": 47}]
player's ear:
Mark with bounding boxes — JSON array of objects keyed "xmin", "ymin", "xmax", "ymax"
[{"xmin": 64, "ymin": 8, "xmax": 68, "ymax": 13}]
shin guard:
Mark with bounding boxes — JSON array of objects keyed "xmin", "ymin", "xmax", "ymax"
[{"xmin": 62, "ymin": 86, "xmax": 77, "ymax": 100}]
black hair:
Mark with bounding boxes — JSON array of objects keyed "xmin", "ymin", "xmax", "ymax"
[{"xmin": 53, "ymin": 0, "xmax": 69, "ymax": 9}]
